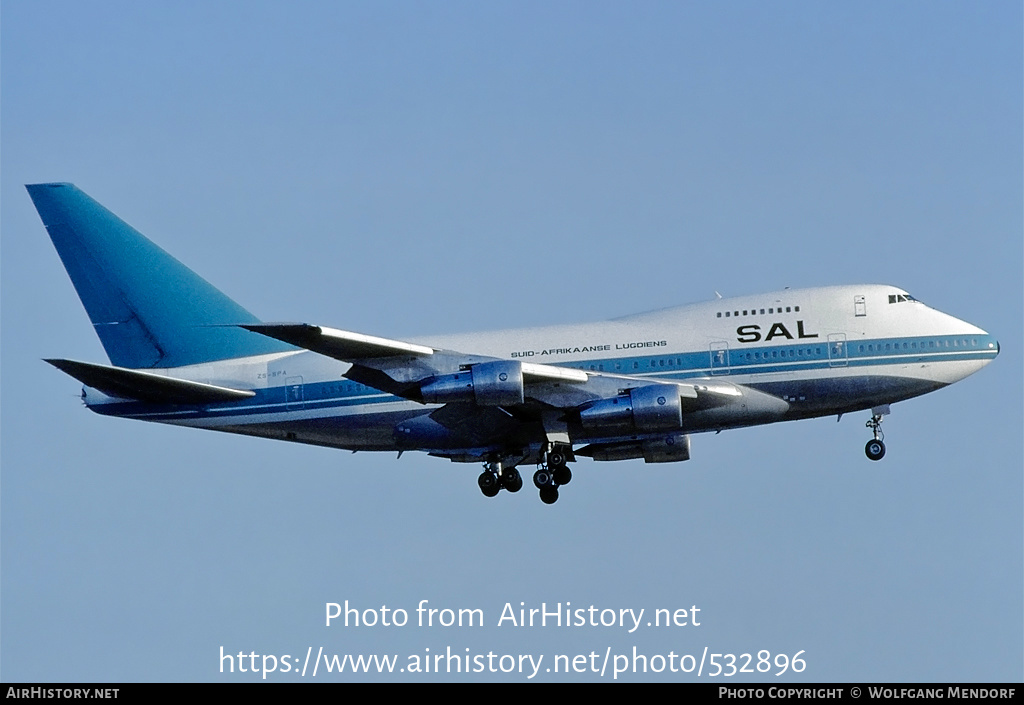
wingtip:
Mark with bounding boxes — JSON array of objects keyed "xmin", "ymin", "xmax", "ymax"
[{"xmin": 241, "ymin": 322, "xmax": 321, "ymax": 334}]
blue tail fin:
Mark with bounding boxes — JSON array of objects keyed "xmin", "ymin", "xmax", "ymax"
[{"xmin": 27, "ymin": 183, "xmax": 294, "ymax": 368}]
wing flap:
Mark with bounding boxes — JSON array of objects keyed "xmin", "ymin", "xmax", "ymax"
[{"xmin": 45, "ymin": 359, "xmax": 255, "ymax": 404}]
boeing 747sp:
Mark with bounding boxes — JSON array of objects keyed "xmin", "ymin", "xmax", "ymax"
[{"xmin": 29, "ymin": 183, "xmax": 999, "ymax": 504}]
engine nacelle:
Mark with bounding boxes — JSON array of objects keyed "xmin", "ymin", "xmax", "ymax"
[
  {"xmin": 579, "ymin": 384, "xmax": 684, "ymax": 432},
  {"xmin": 581, "ymin": 434, "xmax": 691, "ymax": 463},
  {"xmin": 420, "ymin": 360, "xmax": 524, "ymax": 406}
]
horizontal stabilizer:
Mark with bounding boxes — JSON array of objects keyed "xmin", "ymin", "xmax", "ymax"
[
  {"xmin": 45, "ymin": 359, "xmax": 255, "ymax": 404},
  {"xmin": 241, "ymin": 323, "xmax": 435, "ymax": 361}
]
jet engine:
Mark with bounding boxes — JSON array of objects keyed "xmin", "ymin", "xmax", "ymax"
[
  {"xmin": 420, "ymin": 360, "xmax": 524, "ymax": 406},
  {"xmin": 578, "ymin": 434, "xmax": 692, "ymax": 463},
  {"xmin": 579, "ymin": 384, "xmax": 688, "ymax": 432}
]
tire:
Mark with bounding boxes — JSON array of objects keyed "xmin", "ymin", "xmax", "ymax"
[
  {"xmin": 478, "ymin": 471, "xmax": 500, "ymax": 497},
  {"xmin": 552, "ymin": 465, "xmax": 572, "ymax": 486},
  {"xmin": 865, "ymin": 439, "xmax": 886, "ymax": 461},
  {"xmin": 502, "ymin": 468, "xmax": 523, "ymax": 493}
]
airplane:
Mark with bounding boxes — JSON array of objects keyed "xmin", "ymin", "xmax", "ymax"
[{"xmin": 28, "ymin": 183, "xmax": 1000, "ymax": 504}]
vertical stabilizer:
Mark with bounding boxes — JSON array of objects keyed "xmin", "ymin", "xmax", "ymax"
[{"xmin": 27, "ymin": 183, "xmax": 294, "ymax": 368}]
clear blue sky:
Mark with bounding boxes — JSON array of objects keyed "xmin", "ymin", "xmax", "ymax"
[{"xmin": 3, "ymin": 1, "xmax": 1021, "ymax": 682}]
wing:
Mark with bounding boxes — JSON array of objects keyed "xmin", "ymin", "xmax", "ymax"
[
  {"xmin": 241, "ymin": 322, "xmax": 592, "ymax": 402},
  {"xmin": 240, "ymin": 322, "xmax": 767, "ymax": 414},
  {"xmin": 242, "ymin": 322, "xmax": 790, "ymax": 466},
  {"xmin": 240, "ymin": 323, "xmax": 435, "ymax": 359}
]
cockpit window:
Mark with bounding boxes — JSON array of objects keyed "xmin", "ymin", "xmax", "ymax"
[{"xmin": 888, "ymin": 293, "xmax": 919, "ymax": 304}]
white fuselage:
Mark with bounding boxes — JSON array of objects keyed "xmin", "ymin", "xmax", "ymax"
[{"xmin": 85, "ymin": 285, "xmax": 998, "ymax": 455}]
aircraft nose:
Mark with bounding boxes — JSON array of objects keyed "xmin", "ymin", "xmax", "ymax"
[
  {"xmin": 983, "ymin": 336, "xmax": 999, "ymax": 363},
  {"xmin": 987, "ymin": 336, "xmax": 999, "ymax": 356}
]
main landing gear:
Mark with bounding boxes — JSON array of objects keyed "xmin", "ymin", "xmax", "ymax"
[
  {"xmin": 864, "ymin": 413, "xmax": 886, "ymax": 461},
  {"xmin": 477, "ymin": 445, "xmax": 575, "ymax": 503},
  {"xmin": 533, "ymin": 446, "xmax": 573, "ymax": 505},
  {"xmin": 477, "ymin": 459, "xmax": 522, "ymax": 497}
]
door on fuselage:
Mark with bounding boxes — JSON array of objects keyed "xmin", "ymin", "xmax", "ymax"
[
  {"xmin": 710, "ymin": 341, "xmax": 730, "ymax": 375},
  {"xmin": 285, "ymin": 376, "xmax": 304, "ymax": 409},
  {"xmin": 828, "ymin": 334, "xmax": 848, "ymax": 367}
]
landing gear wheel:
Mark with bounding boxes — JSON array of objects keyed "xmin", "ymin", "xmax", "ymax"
[
  {"xmin": 539, "ymin": 486, "xmax": 559, "ymax": 504},
  {"xmin": 501, "ymin": 468, "xmax": 523, "ymax": 493},
  {"xmin": 533, "ymin": 468, "xmax": 553, "ymax": 490},
  {"xmin": 478, "ymin": 471, "xmax": 500, "ymax": 497},
  {"xmin": 552, "ymin": 464, "xmax": 572, "ymax": 486},
  {"xmin": 864, "ymin": 412, "xmax": 886, "ymax": 461},
  {"xmin": 536, "ymin": 445, "xmax": 573, "ymax": 502},
  {"xmin": 865, "ymin": 439, "xmax": 886, "ymax": 461}
]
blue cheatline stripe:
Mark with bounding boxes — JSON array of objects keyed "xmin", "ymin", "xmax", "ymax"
[
  {"xmin": 564, "ymin": 334, "xmax": 997, "ymax": 376},
  {"xmin": 91, "ymin": 333, "xmax": 997, "ymax": 423}
]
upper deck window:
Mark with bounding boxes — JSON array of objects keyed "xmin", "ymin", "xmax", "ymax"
[{"xmin": 715, "ymin": 303, "xmax": 803, "ymax": 319}]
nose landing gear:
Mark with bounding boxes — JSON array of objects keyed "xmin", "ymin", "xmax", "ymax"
[{"xmin": 865, "ymin": 413, "xmax": 886, "ymax": 461}]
